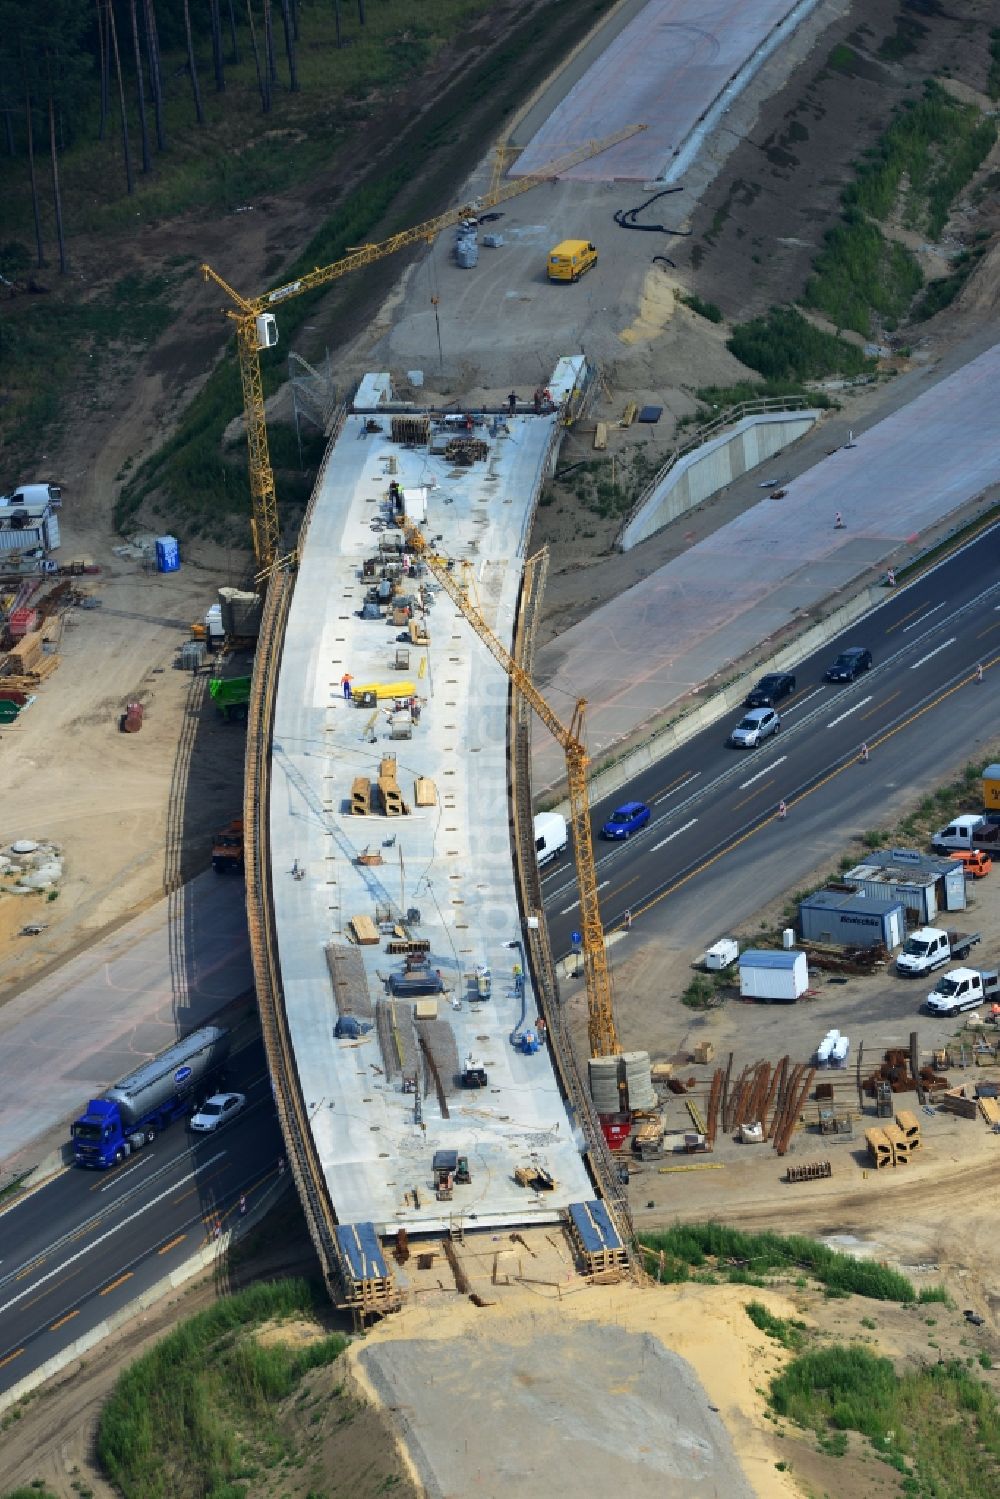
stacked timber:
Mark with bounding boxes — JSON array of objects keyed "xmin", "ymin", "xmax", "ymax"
[{"xmin": 866, "ymin": 1128, "xmax": 894, "ymax": 1169}]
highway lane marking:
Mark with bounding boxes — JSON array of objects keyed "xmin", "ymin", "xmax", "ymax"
[
  {"xmin": 49, "ymin": 1309, "xmax": 80, "ymax": 1332},
  {"xmin": 16, "ymin": 1256, "xmax": 47, "ymax": 1281},
  {"xmin": 826, "ymin": 696, "xmax": 872, "ymax": 728},
  {"xmin": 158, "ymin": 1234, "xmax": 187, "ymax": 1255},
  {"xmin": 860, "ymin": 690, "xmax": 900, "ymax": 720},
  {"xmin": 608, "ymin": 876, "xmax": 641, "ymax": 898},
  {"xmin": 782, "ymin": 688, "xmax": 823, "ymax": 715},
  {"xmin": 885, "ymin": 602, "xmax": 928, "ymax": 633},
  {"xmin": 0, "ymin": 1151, "xmax": 227, "ymax": 1320},
  {"xmin": 172, "ymin": 1166, "xmax": 229, "ymax": 1206},
  {"xmin": 559, "ymin": 880, "xmax": 609, "ymax": 915},
  {"xmin": 911, "ymin": 637, "xmax": 955, "ymax": 669},
  {"xmin": 0, "ymin": 1348, "xmax": 24, "ymax": 1370},
  {"xmin": 631, "ymin": 652, "xmax": 1000, "ymax": 924},
  {"xmin": 651, "ymin": 771, "xmax": 700, "ymax": 804},
  {"xmin": 100, "ymin": 1272, "xmax": 134, "ymax": 1297},
  {"xmin": 651, "ymin": 818, "xmax": 698, "ymax": 851},
  {"xmin": 97, "ymin": 1155, "xmax": 155, "ymax": 1191},
  {"xmin": 734, "ymin": 779, "xmax": 774, "ymax": 810},
  {"xmin": 976, "ymin": 620, "xmax": 1000, "ymax": 639},
  {"xmin": 739, "ymin": 757, "xmax": 786, "ymax": 790},
  {"xmin": 901, "ymin": 603, "xmax": 945, "ymax": 632}
]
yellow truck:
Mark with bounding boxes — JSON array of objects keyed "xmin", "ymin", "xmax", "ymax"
[{"xmin": 547, "ymin": 239, "xmax": 598, "ymax": 282}]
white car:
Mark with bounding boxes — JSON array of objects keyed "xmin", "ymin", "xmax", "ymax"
[
  {"xmin": 730, "ymin": 707, "xmax": 780, "ymax": 748},
  {"xmin": 189, "ymin": 1091, "xmax": 246, "ymax": 1133}
]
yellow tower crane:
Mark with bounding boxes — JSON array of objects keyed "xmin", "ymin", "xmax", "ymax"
[
  {"xmin": 201, "ymin": 124, "xmax": 646, "ymax": 575},
  {"xmin": 404, "ymin": 524, "xmax": 620, "ymax": 1060}
]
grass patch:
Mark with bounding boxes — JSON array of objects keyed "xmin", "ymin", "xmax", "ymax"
[
  {"xmin": 680, "ymin": 293, "xmax": 723, "ymax": 323},
  {"xmin": 680, "ymin": 973, "xmax": 724, "ymax": 1010},
  {"xmin": 96, "ymin": 1278, "xmax": 346, "ymax": 1499},
  {"xmin": 745, "ymin": 1300, "xmax": 807, "ymax": 1350},
  {"xmin": 877, "ymin": 14, "xmax": 928, "ymax": 62},
  {"xmin": 727, "ymin": 306, "xmax": 874, "ymax": 381},
  {"xmin": 641, "ymin": 1223, "xmax": 918, "ymax": 1302},
  {"xmin": 803, "ymin": 210, "xmax": 923, "ymax": 336},
  {"xmin": 770, "ymin": 1347, "xmax": 1000, "ymax": 1496}
]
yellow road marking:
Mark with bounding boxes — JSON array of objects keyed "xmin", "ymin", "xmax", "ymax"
[
  {"xmin": 0, "ymin": 1348, "xmax": 24, "ymax": 1370},
  {"xmin": 49, "ymin": 1309, "xmax": 80, "ymax": 1332},
  {"xmin": 158, "ymin": 1234, "xmax": 187, "ymax": 1256},
  {"xmin": 100, "ymin": 1272, "xmax": 134, "ymax": 1297},
  {"xmin": 976, "ymin": 621, "xmax": 1000, "ymax": 640},
  {"xmin": 884, "ymin": 604, "xmax": 926, "ymax": 633},
  {"xmin": 733, "ymin": 779, "xmax": 773, "ymax": 810},
  {"xmin": 16, "ymin": 1256, "xmax": 46, "ymax": 1280},
  {"xmin": 859, "ymin": 689, "xmax": 900, "ymax": 720},
  {"xmin": 650, "ymin": 771, "xmax": 696, "ymax": 803}
]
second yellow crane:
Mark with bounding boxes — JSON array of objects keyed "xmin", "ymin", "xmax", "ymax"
[{"xmin": 404, "ymin": 524, "xmax": 620, "ymax": 1061}]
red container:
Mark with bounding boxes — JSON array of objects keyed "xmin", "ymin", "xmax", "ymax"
[
  {"xmin": 599, "ymin": 1113, "xmax": 632, "ymax": 1149},
  {"xmin": 9, "ymin": 608, "xmax": 38, "ymax": 639}
]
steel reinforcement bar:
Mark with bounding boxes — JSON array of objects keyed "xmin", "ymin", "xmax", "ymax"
[
  {"xmin": 510, "ymin": 552, "xmax": 636, "ymax": 1252},
  {"xmin": 244, "ymin": 565, "xmax": 341, "ymax": 1291}
]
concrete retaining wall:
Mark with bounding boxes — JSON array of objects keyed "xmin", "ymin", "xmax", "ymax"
[{"xmin": 620, "ymin": 410, "xmax": 820, "ymax": 550}]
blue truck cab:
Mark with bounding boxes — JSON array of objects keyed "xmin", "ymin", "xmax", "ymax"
[{"xmin": 72, "ymin": 1025, "xmax": 230, "ymax": 1168}]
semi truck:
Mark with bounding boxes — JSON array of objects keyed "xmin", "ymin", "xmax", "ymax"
[
  {"xmin": 71, "ymin": 1025, "xmax": 230, "ymax": 1168},
  {"xmin": 895, "ymin": 926, "xmax": 981, "ymax": 977},
  {"xmin": 925, "ymin": 968, "xmax": 1000, "ymax": 1016},
  {"xmin": 931, "ymin": 814, "xmax": 1000, "ymax": 854}
]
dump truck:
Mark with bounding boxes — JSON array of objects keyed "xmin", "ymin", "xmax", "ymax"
[
  {"xmin": 209, "ymin": 676, "xmax": 251, "ymax": 722},
  {"xmin": 71, "ymin": 1025, "xmax": 230, "ymax": 1168},
  {"xmin": 925, "ymin": 967, "xmax": 1000, "ymax": 1016},
  {"xmin": 896, "ymin": 926, "xmax": 981, "ymax": 977},
  {"xmin": 212, "ymin": 818, "xmax": 244, "ymax": 874}
]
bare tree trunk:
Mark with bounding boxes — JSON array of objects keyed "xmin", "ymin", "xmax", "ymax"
[
  {"xmin": 107, "ymin": 0, "xmax": 134, "ymax": 193},
  {"xmin": 96, "ymin": 0, "xmax": 110, "ymax": 142},
  {"xmin": 357, "ymin": 0, "xmax": 365, "ymax": 26},
  {"xmin": 47, "ymin": 86, "xmax": 67, "ymax": 273},
  {"xmin": 128, "ymin": 0, "xmax": 152, "ymax": 173},
  {"xmin": 182, "ymin": 0, "xmax": 205, "ymax": 124},
  {"xmin": 263, "ymin": 0, "xmax": 277, "ymax": 86},
  {"xmin": 26, "ymin": 89, "xmax": 45, "ymax": 268},
  {"xmin": 290, "ymin": 0, "xmax": 298, "ymax": 42},
  {"xmin": 245, "ymin": 0, "xmax": 269, "ymax": 113},
  {"xmin": 2, "ymin": 95, "xmax": 15, "ymax": 157},
  {"xmin": 209, "ymin": 0, "xmax": 226, "ymax": 92},
  {"xmin": 227, "ymin": 0, "xmax": 240, "ymax": 63},
  {"xmin": 144, "ymin": 0, "xmax": 167, "ymax": 151},
  {"xmin": 332, "ymin": 0, "xmax": 342, "ymax": 49},
  {"xmin": 279, "ymin": 0, "xmax": 298, "ymax": 92}
]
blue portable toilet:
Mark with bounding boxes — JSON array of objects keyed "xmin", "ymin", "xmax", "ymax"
[{"xmin": 155, "ymin": 535, "xmax": 180, "ymax": 572}]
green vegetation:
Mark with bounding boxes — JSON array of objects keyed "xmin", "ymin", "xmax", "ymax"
[
  {"xmin": 826, "ymin": 44, "xmax": 860, "ymax": 75},
  {"xmin": 770, "ymin": 1347, "xmax": 1000, "ymax": 1497},
  {"xmin": 726, "ymin": 306, "xmax": 874, "ymax": 381},
  {"xmin": 681, "ymin": 293, "xmax": 724, "ymax": 323},
  {"xmin": 745, "ymin": 1300, "xmax": 806, "ymax": 1351},
  {"xmin": 641, "ymin": 1223, "xmax": 929, "ymax": 1302},
  {"xmin": 96, "ymin": 1279, "xmax": 346, "ymax": 1499},
  {"xmin": 803, "ymin": 210, "xmax": 923, "ymax": 335},
  {"xmin": 896, "ymin": 760, "xmax": 991, "ymax": 842},
  {"xmin": 680, "ymin": 972, "xmax": 728, "ymax": 1010},
  {"xmin": 878, "ymin": 14, "xmax": 928, "ymax": 63},
  {"xmin": 844, "ymin": 82, "xmax": 996, "ymax": 238},
  {"xmin": 2, "ymin": 1490, "xmax": 60, "ymax": 1499}
]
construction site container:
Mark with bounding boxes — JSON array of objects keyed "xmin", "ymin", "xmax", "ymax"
[
  {"xmin": 843, "ymin": 848, "xmax": 966, "ymax": 919},
  {"xmin": 739, "ymin": 948, "xmax": 808, "ymax": 1003},
  {"xmin": 155, "ymin": 535, "xmax": 180, "ymax": 572},
  {"xmin": 43, "ymin": 513, "xmax": 60, "ymax": 550},
  {"xmin": 0, "ymin": 526, "xmax": 44, "ymax": 553},
  {"xmin": 983, "ymin": 764, "xmax": 1000, "ymax": 811},
  {"xmin": 8, "ymin": 608, "xmax": 38, "ymax": 638},
  {"xmin": 798, "ymin": 889, "xmax": 904, "ymax": 949},
  {"xmin": 219, "ymin": 587, "xmax": 262, "ymax": 639},
  {"xmin": 704, "ymin": 937, "xmax": 738, "ymax": 970}
]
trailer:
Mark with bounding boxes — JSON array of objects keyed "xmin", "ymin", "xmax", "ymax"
[{"xmin": 71, "ymin": 1025, "xmax": 230, "ymax": 1168}]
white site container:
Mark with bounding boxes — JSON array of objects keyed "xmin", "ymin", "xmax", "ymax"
[
  {"xmin": 739, "ymin": 949, "xmax": 809, "ymax": 1002},
  {"xmin": 705, "ymin": 938, "xmax": 739, "ymax": 971}
]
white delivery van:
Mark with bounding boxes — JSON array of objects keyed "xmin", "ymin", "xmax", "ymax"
[{"xmin": 533, "ymin": 812, "xmax": 567, "ymax": 867}]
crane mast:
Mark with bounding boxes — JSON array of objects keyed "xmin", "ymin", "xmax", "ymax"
[{"xmin": 405, "ymin": 527, "xmax": 621, "ymax": 1059}]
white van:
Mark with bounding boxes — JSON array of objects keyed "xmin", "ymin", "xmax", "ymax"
[
  {"xmin": 4, "ymin": 482, "xmax": 62, "ymax": 508},
  {"xmin": 533, "ymin": 812, "xmax": 567, "ymax": 867}
]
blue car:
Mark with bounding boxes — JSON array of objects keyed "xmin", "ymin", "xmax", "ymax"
[{"xmin": 601, "ymin": 801, "xmax": 651, "ymax": 839}]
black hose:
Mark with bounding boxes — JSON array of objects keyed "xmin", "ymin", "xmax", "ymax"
[{"xmin": 614, "ymin": 186, "xmax": 691, "ymax": 237}]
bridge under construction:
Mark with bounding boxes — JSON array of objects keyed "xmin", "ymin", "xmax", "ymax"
[{"xmin": 244, "ymin": 366, "xmax": 632, "ymax": 1315}]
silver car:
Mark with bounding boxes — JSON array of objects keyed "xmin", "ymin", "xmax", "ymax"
[
  {"xmin": 730, "ymin": 707, "xmax": 780, "ymax": 748},
  {"xmin": 189, "ymin": 1091, "xmax": 246, "ymax": 1133}
]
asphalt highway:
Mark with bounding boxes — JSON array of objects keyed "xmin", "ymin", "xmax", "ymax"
[
  {"xmin": 543, "ymin": 529, "xmax": 1000, "ymax": 958},
  {"xmin": 0, "ymin": 1039, "xmax": 282, "ymax": 1397}
]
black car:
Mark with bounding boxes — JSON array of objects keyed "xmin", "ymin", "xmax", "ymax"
[
  {"xmin": 825, "ymin": 647, "xmax": 872, "ymax": 682},
  {"xmin": 746, "ymin": 672, "xmax": 796, "ymax": 708}
]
